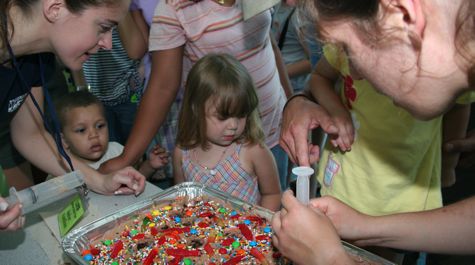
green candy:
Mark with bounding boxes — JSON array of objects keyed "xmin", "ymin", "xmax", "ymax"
[
  {"xmin": 232, "ymin": 241, "xmax": 240, "ymax": 249},
  {"xmin": 142, "ymin": 217, "xmax": 151, "ymax": 226},
  {"xmin": 184, "ymin": 258, "xmax": 192, "ymax": 265},
  {"xmin": 103, "ymin": 240, "xmax": 112, "ymax": 246},
  {"xmin": 130, "ymin": 229, "xmax": 138, "ymax": 236}
]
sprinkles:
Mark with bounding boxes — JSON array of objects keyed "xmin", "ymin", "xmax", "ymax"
[{"xmin": 82, "ymin": 197, "xmax": 288, "ymax": 264}]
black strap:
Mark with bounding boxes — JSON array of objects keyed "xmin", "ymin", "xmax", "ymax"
[
  {"xmin": 5, "ymin": 37, "xmax": 74, "ymax": 172},
  {"xmin": 277, "ymin": 8, "xmax": 296, "ymax": 50}
]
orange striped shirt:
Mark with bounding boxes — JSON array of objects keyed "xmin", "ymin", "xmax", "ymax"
[{"xmin": 150, "ymin": 0, "xmax": 285, "ymax": 148}]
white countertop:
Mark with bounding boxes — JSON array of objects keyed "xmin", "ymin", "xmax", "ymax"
[{"xmin": 0, "ymin": 182, "xmax": 162, "ymax": 264}]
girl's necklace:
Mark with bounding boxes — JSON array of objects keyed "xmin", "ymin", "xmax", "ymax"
[
  {"xmin": 192, "ymin": 0, "xmax": 234, "ymax": 6},
  {"xmin": 193, "ymin": 145, "xmax": 230, "ymax": 176},
  {"xmin": 215, "ymin": 0, "xmax": 234, "ymax": 6}
]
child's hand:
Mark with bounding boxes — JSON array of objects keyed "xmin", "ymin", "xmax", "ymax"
[
  {"xmin": 441, "ymin": 151, "xmax": 459, "ymax": 188},
  {"xmin": 441, "ymin": 166, "xmax": 456, "ymax": 188},
  {"xmin": 329, "ymin": 109, "xmax": 355, "ymax": 152},
  {"xmin": 148, "ymin": 145, "xmax": 169, "ymax": 169}
]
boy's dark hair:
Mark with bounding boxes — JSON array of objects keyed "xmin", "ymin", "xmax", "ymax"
[{"xmin": 55, "ymin": 90, "xmax": 104, "ymax": 130}]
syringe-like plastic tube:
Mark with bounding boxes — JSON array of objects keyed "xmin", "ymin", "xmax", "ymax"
[
  {"xmin": 4, "ymin": 171, "xmax": 85, "ymax": 215},
  {"xmin": 292, "ymin": 167, "xmax": 315, "ymax": 205}
]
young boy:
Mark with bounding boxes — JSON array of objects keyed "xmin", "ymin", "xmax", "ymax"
[{"xmin": 55, "ymin": 90, "xmax": 168, "ymax": 177}]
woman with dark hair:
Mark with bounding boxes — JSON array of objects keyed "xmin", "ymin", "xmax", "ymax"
[
  {"xmin": 273, "ymin": 0, "xmax": 475, "ymax": 264},
  {"xmin": 0, "ymin": 0, "xmax": 145, "ymax": 231}
]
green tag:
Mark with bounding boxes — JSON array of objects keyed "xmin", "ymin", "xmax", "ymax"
[
  {"xmin": 130, "ymin": 93, "xmax": 139, "ymax": 103},
  {"xmin": 58, "ymin": 194, "xmax": 85, "ymax": 237}
]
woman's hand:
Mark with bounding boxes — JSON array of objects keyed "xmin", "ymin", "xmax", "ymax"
[
  {"xmin": 280, "ymin": 96, "xmax": 337, "ymax": 166},
  {"xmin": 0, "ymin": 197, "xmax": 25, "ymax": 231},
  {"xmin": 272, "ymin": 191, "xmax": 353, "ymax": 265},
  {"xmin": 102, "ymin": 166, "xmax": 146, "ymax": 196},
  {"xmin": 309, "ymin": 196, "xmax": 371, "ymax": 245}
]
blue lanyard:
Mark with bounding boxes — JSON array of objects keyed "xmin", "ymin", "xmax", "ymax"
[{"xmin": 5, "ymin": 44, "xmax": 75, "ymax": 172}]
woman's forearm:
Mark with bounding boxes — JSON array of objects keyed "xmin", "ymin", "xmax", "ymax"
[{"xmin": 358, "ymin": 197, "xmax": 475, "ymax": 254}]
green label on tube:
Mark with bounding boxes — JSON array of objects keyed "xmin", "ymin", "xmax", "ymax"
[{"xmin": 58, "ymin": 194, "xmax": 85, "ymax": 237}]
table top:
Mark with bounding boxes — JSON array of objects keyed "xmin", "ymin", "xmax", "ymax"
[{"xmin": 0, "ymin": 182, "xmax": 162, "ymax": 264}]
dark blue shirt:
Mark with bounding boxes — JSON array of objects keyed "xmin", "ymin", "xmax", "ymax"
[{"xmin": 0, "ymin": 53, "xmax": 55, "ymax": 122}]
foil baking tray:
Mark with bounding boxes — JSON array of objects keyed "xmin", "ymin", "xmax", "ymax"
[{"xmin": 62, "ymin": 182, "xmax": 394, "ymax": 264}]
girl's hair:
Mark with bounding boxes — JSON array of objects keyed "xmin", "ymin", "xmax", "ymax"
[
  {"xmin": 176, "ymin": 53, "xmax": 264, "ymax": 150},
  {"xmin": 56, "ymin": 90, "xmax": 105, "ymax": 130},
  {"xmin": 298, "ymin": 0, "xmax": 475, "ymax": 87},
  {"xmin": 1, "ymin": 0, "xmax": 122, "ymax": 49}
]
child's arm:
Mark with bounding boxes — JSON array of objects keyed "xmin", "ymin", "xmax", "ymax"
[
  {"xmin": 249, "ymin": 144, "xmax": 282, "ymax": 211},
  {"xmin": 441, "ymin": 103, "xmax": 471, "ymax": 187},
  {"xmin": 309, "ymin": 57, "xmax": 354, "ymax": 151},
  {"xmin": 118, "ymin": 11, "xmax": 148, "ymax": 60},
  {"xmin": 270, "ymin": 33, "xmax": 294, "ymax": 98},
  {"xmin": 285, "ymin": 26, "xmax": 318, "ymax": 79},
  {"xmin": 172, "ymin": 147, "xmax": 185, "ymax": 185},
  {"xmin": 130, "ymin": 9, "xmax": 150, "ymax": 48},
  {"xmin": 138, "ymin": 144, "xmax": 169, "ymax": 178}
]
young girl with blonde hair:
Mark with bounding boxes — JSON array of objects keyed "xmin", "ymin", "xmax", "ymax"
[{"xmin": 173, "ymin": 53, "xmax": 281, "ymax": 211}]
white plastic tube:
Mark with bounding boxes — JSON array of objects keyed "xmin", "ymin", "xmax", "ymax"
[
  {"xmin": 292, "ymin": 166, "xmax": 315, "ymax": 205},
  {"xmin": 5, "ymin": 171, "xmax": 85, "ymax": 215}
]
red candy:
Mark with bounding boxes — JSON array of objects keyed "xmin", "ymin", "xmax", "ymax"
[
  {"xmin": 204, "ymin": 242, "xmax": 214, "ymax": 255},
  {"xmin": 166, "ymin": 248, "xmax": 200, "ymax": 257},
  {"xmin": 218, "ymin": 248, "xmax": 227, "ymax": 254},
  {"xmin": 110, "ymin": 240, "xmax": 123, "ymax": 259},
  {"xmin": 198, "ymin": 221, "xmax": 209, "ymax": 228},
  {"xmin": 238, "ymin": 223, "xmax": 254, "ymax": 240},
  {"xmin": 247, "ymin": 215, "xmax": 264, "ymax": 225},
  {"xmin": 221, "ymin": 238, "xmax": 234, "ymax": 247},
  {"xmin": 250, "ymin": 247, "xmax": 269, "ymax": 264},
  {"xmin": 150, "ymin": 226, "xmax": 158, "ymax": 236},
  {"xmin": 90, "ymin": 248, "xmax": 100, "ymax": 256},
  {"xmin": 143, "ymin": 248, "xmax": 158, "ymax": 265},
  {"xmin": 157, "ymin": 235, "xmax": 166, "ymax": 245},
  {"xmin": 256, "ymin": 235, "xmax": 271, "ymax": 241},
  {"xmin": 131, "ymin": 233, "xmax": 145, "ymax": 240},
  {"xmin": 161, "ymin": 227, "xmax": 190, "ymax": 234},
  {"xmin": 199, "ymin": 212, "xmax": 214, "ymax": 218},
  {"xmin": 223, "ymin": 255, "xmax": 244, "ymax": 265}
]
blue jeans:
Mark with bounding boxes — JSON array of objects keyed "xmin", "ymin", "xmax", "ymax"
[
  {"xmin": 271, "ymin": 144, "xmax": 289, "ymax": 191},
  {"xmin": 104, "ymin": 102, "xmax": 138, "ymax": 145}
]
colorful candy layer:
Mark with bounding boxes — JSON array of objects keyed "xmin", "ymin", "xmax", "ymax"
[{"xmin": 83, "ymin": 197, "xmax": 287, "ymax": 265}]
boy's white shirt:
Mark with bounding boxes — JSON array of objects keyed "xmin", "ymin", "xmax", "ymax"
[
  {"xmin": 46, "ymin": 142, "xmax": 124, "ymax": 180},
  {"xmin": 88, "ymin": 142, "xmax": 124, "ymax": 170}
]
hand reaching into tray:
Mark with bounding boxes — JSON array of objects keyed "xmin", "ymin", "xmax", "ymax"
[{"xmin": 103, "ymin": 166, "xmax": 146, "ymax": 196}]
